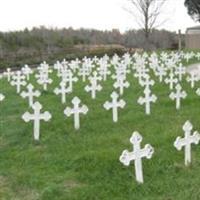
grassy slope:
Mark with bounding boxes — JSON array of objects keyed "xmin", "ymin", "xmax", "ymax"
[{"xmin": 0, "ymin": 58, "xmax": 200, "ymax": 200}]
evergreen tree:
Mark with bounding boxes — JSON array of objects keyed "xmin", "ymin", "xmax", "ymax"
[{"xmin": 185, "ymin": 0, "xmax": 200, "ymax": 22}]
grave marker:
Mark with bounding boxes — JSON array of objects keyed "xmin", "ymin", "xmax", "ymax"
[
  {"xmin": 54, "ymin": 82, "xmax": 71, "ymax": 104},
  {"xmin": 0, "ymin": 93, "xmax": 5, "ymax": 101},
  {"xmin": 22, "ymin": 102, "xmax": 51, "ymax": 140},
  {"xmin": 64, "ymin": 97, "xmax": 88, "ymax": 130},
  {"xmin": 21, "ymin": 84, "xmax": 41, "ymax": 107},
  {"xmin": 169, "ymin": 84, "xmax": 187, "ymax": 110},
  {"xmin": 10, "ymin": 71, "xmax": 26, "ymax": 93},
  {"xmin": 103, "ymin": 92, "xmax": 126, "ymax": 122},
  {"xmin": 138, "ymin": 88, "xmax": 157, "ymax": 115},
  {"xmin": 165, "ymin": 72, "xmax": 178, "ymax": 90},
  {"xmin": 174, "ymin": 121, "xmax": 200, "ymax": 166},
  {"xmin": 120, "ymin": 131, "xmax": 154, "ymax": 183}
]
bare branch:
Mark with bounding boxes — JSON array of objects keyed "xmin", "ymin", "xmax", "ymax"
[{"xmin": 123, "ymin": 0, "xmax": 168, "ymax": 39}]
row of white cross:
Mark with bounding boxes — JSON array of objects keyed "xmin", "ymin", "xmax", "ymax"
[
  {"xmin": 3, "ymin": 69, "xmax": 200, "ymax": 115},
  {"xmin": 20, "ymin": 91, "xmax": 127, "ymax": 140}
]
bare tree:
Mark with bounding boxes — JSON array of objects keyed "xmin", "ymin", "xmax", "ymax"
[{"xmin": 124, "ymin": 0, "xmax": 167, "ymax": 39}]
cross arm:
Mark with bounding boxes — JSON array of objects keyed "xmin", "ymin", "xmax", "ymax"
[
  {"xmin": 41, "ymin": 112, "xmax": 52, "ymax": 121},
  {"xmin": 85, "ymin": 85, "xmax": 91, "ymax": 92},
  {"xmin": 118, "ymin": 100, "xmax": 126, "ymax": 108},
  {"xmin": 124, "ymin": 81, "xmax": 130, "ymax": 88},
  {"xmin": 169, "ymin": 92, "xmax": 176, "ymax": 100},
  {"xmin": 34, "ymin": 90, "xmax": 41, "ymax": 97},
  {"xmin": 81, "ymin": 105, "xmax": 89, "ymax": 115},
  {"xmin": 140, "ymin": 144, "xmax": 154, "ymax": 159},
  {"xmin": 64, "ymin": 107, "xmax": 73, "ymax": 117},
  {"xmin": 10, "ymin": 81, "xmax": 16, "ymax": 86},
  {"xmin": 190, "ymin": 131, "xmax": 200, "ymax": 145},
  {"xmin": 151, "ymin": 95, "xmax": 157, "ymax": 103},
  {"xmin": 96, "ymin": 85, "xmax": 102, "ymax": 91},
  {"xmin": 137, "ymin": 97, "xmax": 145, "ymax": 105},
  {"xmin": 22, "ymin": 112, "xmax": 34, "ymax": 122},
  {"xmin": 103, "ymin": 101, "xmax": 112, "ymax": 110},
  {"xmin": 54, "ymin": 88, "xmax": 60, "ymax": 95},
  {"xmin": 181, "ymin": 91, "xmax": 187, "ymax": 99},
  {"xmin": 119, "ymin": 150, "xmax": 135, "ymax": 166},
  {"xmin": 21, "ymin": 91, "xmax": 28, "ymax": 98},
  {"xmin": 174, "ymin": 137, "xmax": 186, "ymax": 150}
]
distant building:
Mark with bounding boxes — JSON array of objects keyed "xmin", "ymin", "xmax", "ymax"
[{"xmin": 185, "ymin": 26, "xmax": 200, "ymax": 49}]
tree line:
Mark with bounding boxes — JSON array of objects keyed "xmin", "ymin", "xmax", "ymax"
[{"xmin": 0, "ymin": 26, "xmax": 179, "ymax": 69}]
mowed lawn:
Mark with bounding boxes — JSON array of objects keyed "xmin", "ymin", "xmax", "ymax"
[{"xmin": 0, "ymin": 57, "xmax": 200, "ymax": 200}]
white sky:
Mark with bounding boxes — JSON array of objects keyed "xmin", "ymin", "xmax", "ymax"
[{"xmin": 0, "ymin": 0, "xmax": 198, "ymax": 33}]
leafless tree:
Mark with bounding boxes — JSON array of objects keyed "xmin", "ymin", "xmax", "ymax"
[{"xmin": 124, "ymin": 0, "xmax": 167, "ymax": 39}]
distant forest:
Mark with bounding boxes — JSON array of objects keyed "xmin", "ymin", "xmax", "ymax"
[{"xmin": 0, "ymin": 26, "xmax": 179, "ymax": 69}]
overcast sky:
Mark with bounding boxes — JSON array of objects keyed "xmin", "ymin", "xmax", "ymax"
[{"xmin": 0, "ymin": 0, "xmax": 198, "ymax": 33}]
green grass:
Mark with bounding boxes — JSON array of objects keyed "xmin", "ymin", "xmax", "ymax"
[{"xmin": 0, "ymin": 57, "xmax": 200, "ymax": 200}]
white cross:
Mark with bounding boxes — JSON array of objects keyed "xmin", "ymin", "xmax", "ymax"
[
  {"xmin": 155, "ymin": 65, "xmax": 166, "ymax": 82},
  {"xmin": 115, "ymin": 62, "xmax": 130, "ymax": 76},
  {"xmin": 112, "ymin": 70, "xmax": 125, "ymax": 83},
  {"xmin": 160, "ymin": 52, "xmax": 169, "ymax": 62},
  {"xmin": 99, "ymin": 67, "xmax": 110, "ymax": 81},
  {"xmin": 113, "ymin": 75, "xmax": 130, "ymax": 95},
  {"xmin": 10, "ymin": 71, "xmax": 26, "ymax": 93},
  {"xmin": 36, "ymin": 72, "xmax": 52, "ymax": 91},
  {"xmin": 174, "ymin": 121, "xmax": 200, "ymax": 166},
  {"xmin": 165, "ymin": 72, "xmax": 178, "ymax": 90},
  {"xmin": 59, "ymin": 68, "xmax": 71, "ymax": 81},
  {"xmin": 120, "ymin": 131, "xmax": 154, "ymax": 184},
  {"xmin": 21, "ymin": 84, "xmax": 41, "ymax": 107},
  {"xmin": 103, "ymin": 91, "xmax": 126, "ymax": 122},
  {"xmin": 78, "ymin": 66, "xmax": 90, "ymax": 82},
  {"xmin": 22, "ymin": 102, "xmax": 51, "ymax": 140},
  {"xmin": 184, "ymin": 53, "xmax": 192, "ymax": 63},
  {"xmin": 62, "ymin": 59, "xmax": 68, "ymax": 67},
  {"xmin": 54, "ymin": 82, "xmax": 71, "ymax": 104},
  {"xmin": 98, "ymin": 62, "xmax": 110, "ymax": 81},
  {"xmin": 196, "ymin": 52, "xmax": 200, "ymax": 60},
  {"xmin": 196, "ymin": 88, "xmax": 200, "ymax": 96},
  {"xmin": 138, "ymin": 88, "xmax": 157, "ymax": 115},
  {"xmin": 111, "ymin": 54, "xmax": 120, "ymax": 66},
  {"xmin": 139, "ymin": 75, "xmax": 154, "ymax": 90},
  {"xmin": 3, "ymin": 68, "xmax": 13, "ymax": 82},
  {"xmin": 186, "ymin": 72, "xmax": 199, "ymax": 88},
  {"xmin": 89, "ymin": 71, "xmax": 102, "ymax": 84},
  {"xmin": 175, "ymin": 63, "xmax": 186, "ymax": 81},
  {"xmin": 54, "ymin": 61, "xmax": 62, "ymax": 76},
  {"xmin": 134, "ymin": 67, "xmax": 149, "ymax": 83},
  {"xmin": 149, "ymin": 54, "xmax": 159, "ymax": 71},
  {"xmin": 123, "ymin": 53, "xmax": 132, "ymax": 66},
  {"xmin": 69, "ymin": 59, "xmax": 80, "ymax": 72},
  {"xmin": 0, "ymin": 93, "xmax": 5, "ymax": 101},
  {"xmin": 66, "ymin": 71, "xmax": 78, "ymax": 91},
  {"xmin": 82, "ymin": 58, "xmax": 94, "ymax": 73},
  {"xmin": 22, "ymin": 64, "xmax": 33, "ymax": 80},
  {"xmin": 64, "ymin": 97, "xmax": 88, "ymax": 130},
  {"xmin": 85, "ymin": 79, "xmax": 102, "ymax": 99},
  {"xmin": 166, "ymin": 58, "xmax": 176, "ymax": 70},
  {"xmin": 133, "ymin": 56, "xmax": 146, "ymax": 70},
  {"xmin": 38, "ymin": 61, "xmax": 52, "ymax": 74},
  {"xmin": 169, "ymin": 84, "xmax": 187, "ymax": 110}
]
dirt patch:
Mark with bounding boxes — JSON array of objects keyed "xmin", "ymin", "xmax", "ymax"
[
  {"xmin": 13, "ymin": 188, "xmax": 40, "ymax": 200},
  {"xmin": 0, "ymin": 176, "xmax": 11, "ymax": 198},
  {"xmin": 0, "ymin": 136, "xmax": 8, "ymax": 148},
  {"xmin": 63, "ymin": 179, "xmax": 85, "ymax": 190}
]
